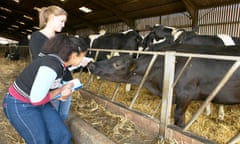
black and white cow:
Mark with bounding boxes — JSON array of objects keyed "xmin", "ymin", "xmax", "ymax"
[
  {"xmin": 143, "ymin": 24, "xmax": 240, "ymax": 51},
  {"xmin": 87, "ymin": 29, "xmax": 143, "ymax": 61},
  {"xmin": 88, "ymin": 44, "xmax": 240, "ymax": 128},
  {"xmin": 143, "ymin": 24, "xmax": 240, "ymax": 118}
]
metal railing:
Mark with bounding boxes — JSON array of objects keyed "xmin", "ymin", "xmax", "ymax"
[{"xmin": 78, "ymin": 48, "xmax": 240, "ymax": 143}]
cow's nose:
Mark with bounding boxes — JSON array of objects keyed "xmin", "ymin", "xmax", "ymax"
[{"xmin": 87, "ymin": 62, "xmax": 95, "ymax": 71}]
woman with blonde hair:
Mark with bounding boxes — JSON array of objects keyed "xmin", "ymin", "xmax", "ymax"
[
  {"xmin": 29, "ymin": 5, "xmax": 72, "ymax": 121},
  {"xmin": 30, "ymin": 5, "xmax": 67, "ymax": 60}
]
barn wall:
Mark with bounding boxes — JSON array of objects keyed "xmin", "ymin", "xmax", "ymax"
[
  {"xmin": 160, "ymin": 12, "xmax": 192, "ymax": 30},
  {"xmin": 75, "ymin": 28, "xmax": 95, "ymax": 37},
  {"xmin": 198, "ymin": 3, "xmax": 240, "ymax": 36},
  {"xmin": 75, "ymin": 3, "xmax": 239, "ymax": 38},
  {"xmin": 135, "ymin": 16, "xmax": 160, "ymax": 37},
  {"xmin": 99, "ymin": 22, "xmax": 129, "ymax": 33}
]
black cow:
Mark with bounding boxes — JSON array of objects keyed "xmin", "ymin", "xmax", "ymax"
[
  {"xmin": 142, "ymin": 31, "xmax": 174, "ymax": 51},
  {"xmin": 143, "ymin": 24, "xmax": 240, "ymax": 51},
  {"xmin": 4, "ymin": 50, "xmax": 20, "ymax": 61},
  {"xmin": 87, "ymin": 29, "xmax": 143, "ymax": 61},
  {"xmin": 88, "ymin": 44, "xmax": 240, "ymax": 128}
]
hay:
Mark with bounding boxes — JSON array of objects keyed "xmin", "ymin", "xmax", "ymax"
[
  {"xmin": 76, "ymin": 72, "xmax": 240, "ymax": 144},
  {"xmin": 0, "ymin": 58, "xmax": 26, "ymax": 144},
  {"xmin": 71, "ymin": 90, "xmax": 178, "ymax": 144},
  {"xmin": 1, "ymin": 57, "xmax": 240, "ymax": 144}
]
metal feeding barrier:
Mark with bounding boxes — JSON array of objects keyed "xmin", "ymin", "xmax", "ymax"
[{"xmin": 78, "ymin": 48, "xmax": 240, "ymax": 143}]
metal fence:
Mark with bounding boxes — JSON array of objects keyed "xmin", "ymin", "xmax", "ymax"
[{"xmin": 78, "ymin": 48, "xmax": 240, "ymax": 143}]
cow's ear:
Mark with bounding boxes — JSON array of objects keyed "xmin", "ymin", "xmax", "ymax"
[{"xmin": 153, "ymin": 24, "xmax": 161, "ymax": 28}]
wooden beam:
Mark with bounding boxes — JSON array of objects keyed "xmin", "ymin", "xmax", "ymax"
[
  {"xmin": 0, "ymin": 31, "xmax": 24, "ymax": 41},
  {"xmin": 181, "ymin": 0, "xmax": 198, "ymax": 29},
  {"xmin": 90, "ymin": 0, "xmax": 135, "ymax": 29},
  {"xmin": 126, "ymin": 1, "xmax": 185, "ymax": 19}
]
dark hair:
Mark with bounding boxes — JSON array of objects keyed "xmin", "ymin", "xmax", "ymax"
[{"xmin": 41, "ymin": 33, "xmax": 88, "ymax": 61}]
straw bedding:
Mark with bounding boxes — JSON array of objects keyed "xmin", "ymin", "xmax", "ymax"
[{"xmin": 0, "ymin": 57, "xmax": 239, "ymax": 144}]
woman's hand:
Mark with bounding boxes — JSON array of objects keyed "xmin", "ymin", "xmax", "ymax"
[{"xmin": 58, "ymin": 83, "xmax": 74, "ymax": 101}]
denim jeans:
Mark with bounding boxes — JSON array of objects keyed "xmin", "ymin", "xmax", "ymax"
[
  {"xmin": 2, "ymin": 93, "xmax": 72, "ymax": 144},
  {"xmin": 51, "ymin": 95, "xmax": 72, "ymax": 121}
]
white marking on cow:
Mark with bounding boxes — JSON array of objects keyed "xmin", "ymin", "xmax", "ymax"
[
  {"xmin": 205, "ymin": 104, "xmax": 225, "ymax": 120},
  {"xmin": 144, "ymin": 47, "xmax": 150, "ymax": 51},
  {"xmin": 89, "ymin": 34, "xmax": 102, "ymax": 48},
  {"xmin": 99, "ymin": 29, "xmax": 106, "ymax": 35},
  {"xmin": 140, "ymin": 34, "xmax": 145, "ymax": 40},
  {"xmin": 125, "ymin": 83, "xmax": 131, "ymax": 91},
  {"xmin": 218, "ymin": 105, "xmax": 224, "ymax": 120},
  {"xmin": 172, "ymin": 30, "xmax": 184, "ymax": 41},
  {"xmin": 136, "ymin": 46, "xmax": 144, "ymax": 58},
  {"xmin": 138, "ymin": 46, "xmax": 144, "ymax": 51},
  {"xmin": 121, "ymin": 29, "xmax": 133, "ymax": 34},
  {"xmin": 205, "ymin": 104, "xmax": 211, "ymax": 116},
  {"xmin": 164, "ymin": 25, "xmax": 176, "ymax": 30},
  {"xmin": 106, "ymin": 52, "xmax": 120, "ymax": 59},
  {"xmin": 88, "ymin": 29, "xmax": 106, "ymax": 48},
  {"xmin": 217, "ymin": 34, "xmax": 235, "ymax": 46},
  {"xmin": 153, "ymin": 37, "xmax": 166, "ymax": 44}
]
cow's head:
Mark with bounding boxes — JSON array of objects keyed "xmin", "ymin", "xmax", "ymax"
[
  {"xmin": 125, "ymin": 30, "xmax": 143, "ymax": 49},
  {"xmin": 88, "ymin": 55, "xmax": 136, "ymax": 82},
  {"xmin": 152, "ymin": 25, "xmax": 174, "ymax": 39},
  {"xmin": 142, "ymin": 25, "xmax": 175, "ymax": 49}
]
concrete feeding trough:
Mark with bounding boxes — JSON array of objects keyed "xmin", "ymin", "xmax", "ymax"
[{"xmin": 67, "ymin": 89, "xmax": 216, "ymax": 144}]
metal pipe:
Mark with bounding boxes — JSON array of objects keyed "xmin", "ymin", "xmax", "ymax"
[
  {"xmin": 86, "ymin": 74, "xmax": 94, "ymax": 90},
  {"xmin": 97, "ymin": 79, "xmax": 104, "ymax": 95},
  {"xmin": 173, "ymin": 57, "xmax": 192, "ymax": 87},
  {"xmin": 111, "ymin": 83, "xmax": 121, "ymax": 101},
  {"xmin": 89, "ymin": 48, "xmax": 240, "ymax": 61},
  {"xmin": 129, "ymin": 54, "xmax": 158, "ymax": 108}
]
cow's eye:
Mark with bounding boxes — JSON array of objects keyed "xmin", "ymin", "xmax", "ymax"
[
  {"xmin": 113, "ymin": 62, "xmax": 120, "ymax": 69},
  {"xmin": 113, "ymin": 61, "xmax": 123, "ymax": 70}
]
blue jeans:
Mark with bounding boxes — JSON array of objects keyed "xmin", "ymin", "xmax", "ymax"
[
  {"xmin": 2, "ymin": 93, "xmax": 72, "ymax": 144},
  {"xmin": 51, "ymin": 95, "xmax": 72, "ymax": 121}
]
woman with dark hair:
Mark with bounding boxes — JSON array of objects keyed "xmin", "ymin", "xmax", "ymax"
[{"xmin": 2, "ymin": 34, "xmax": 89, "ymax": 144}]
